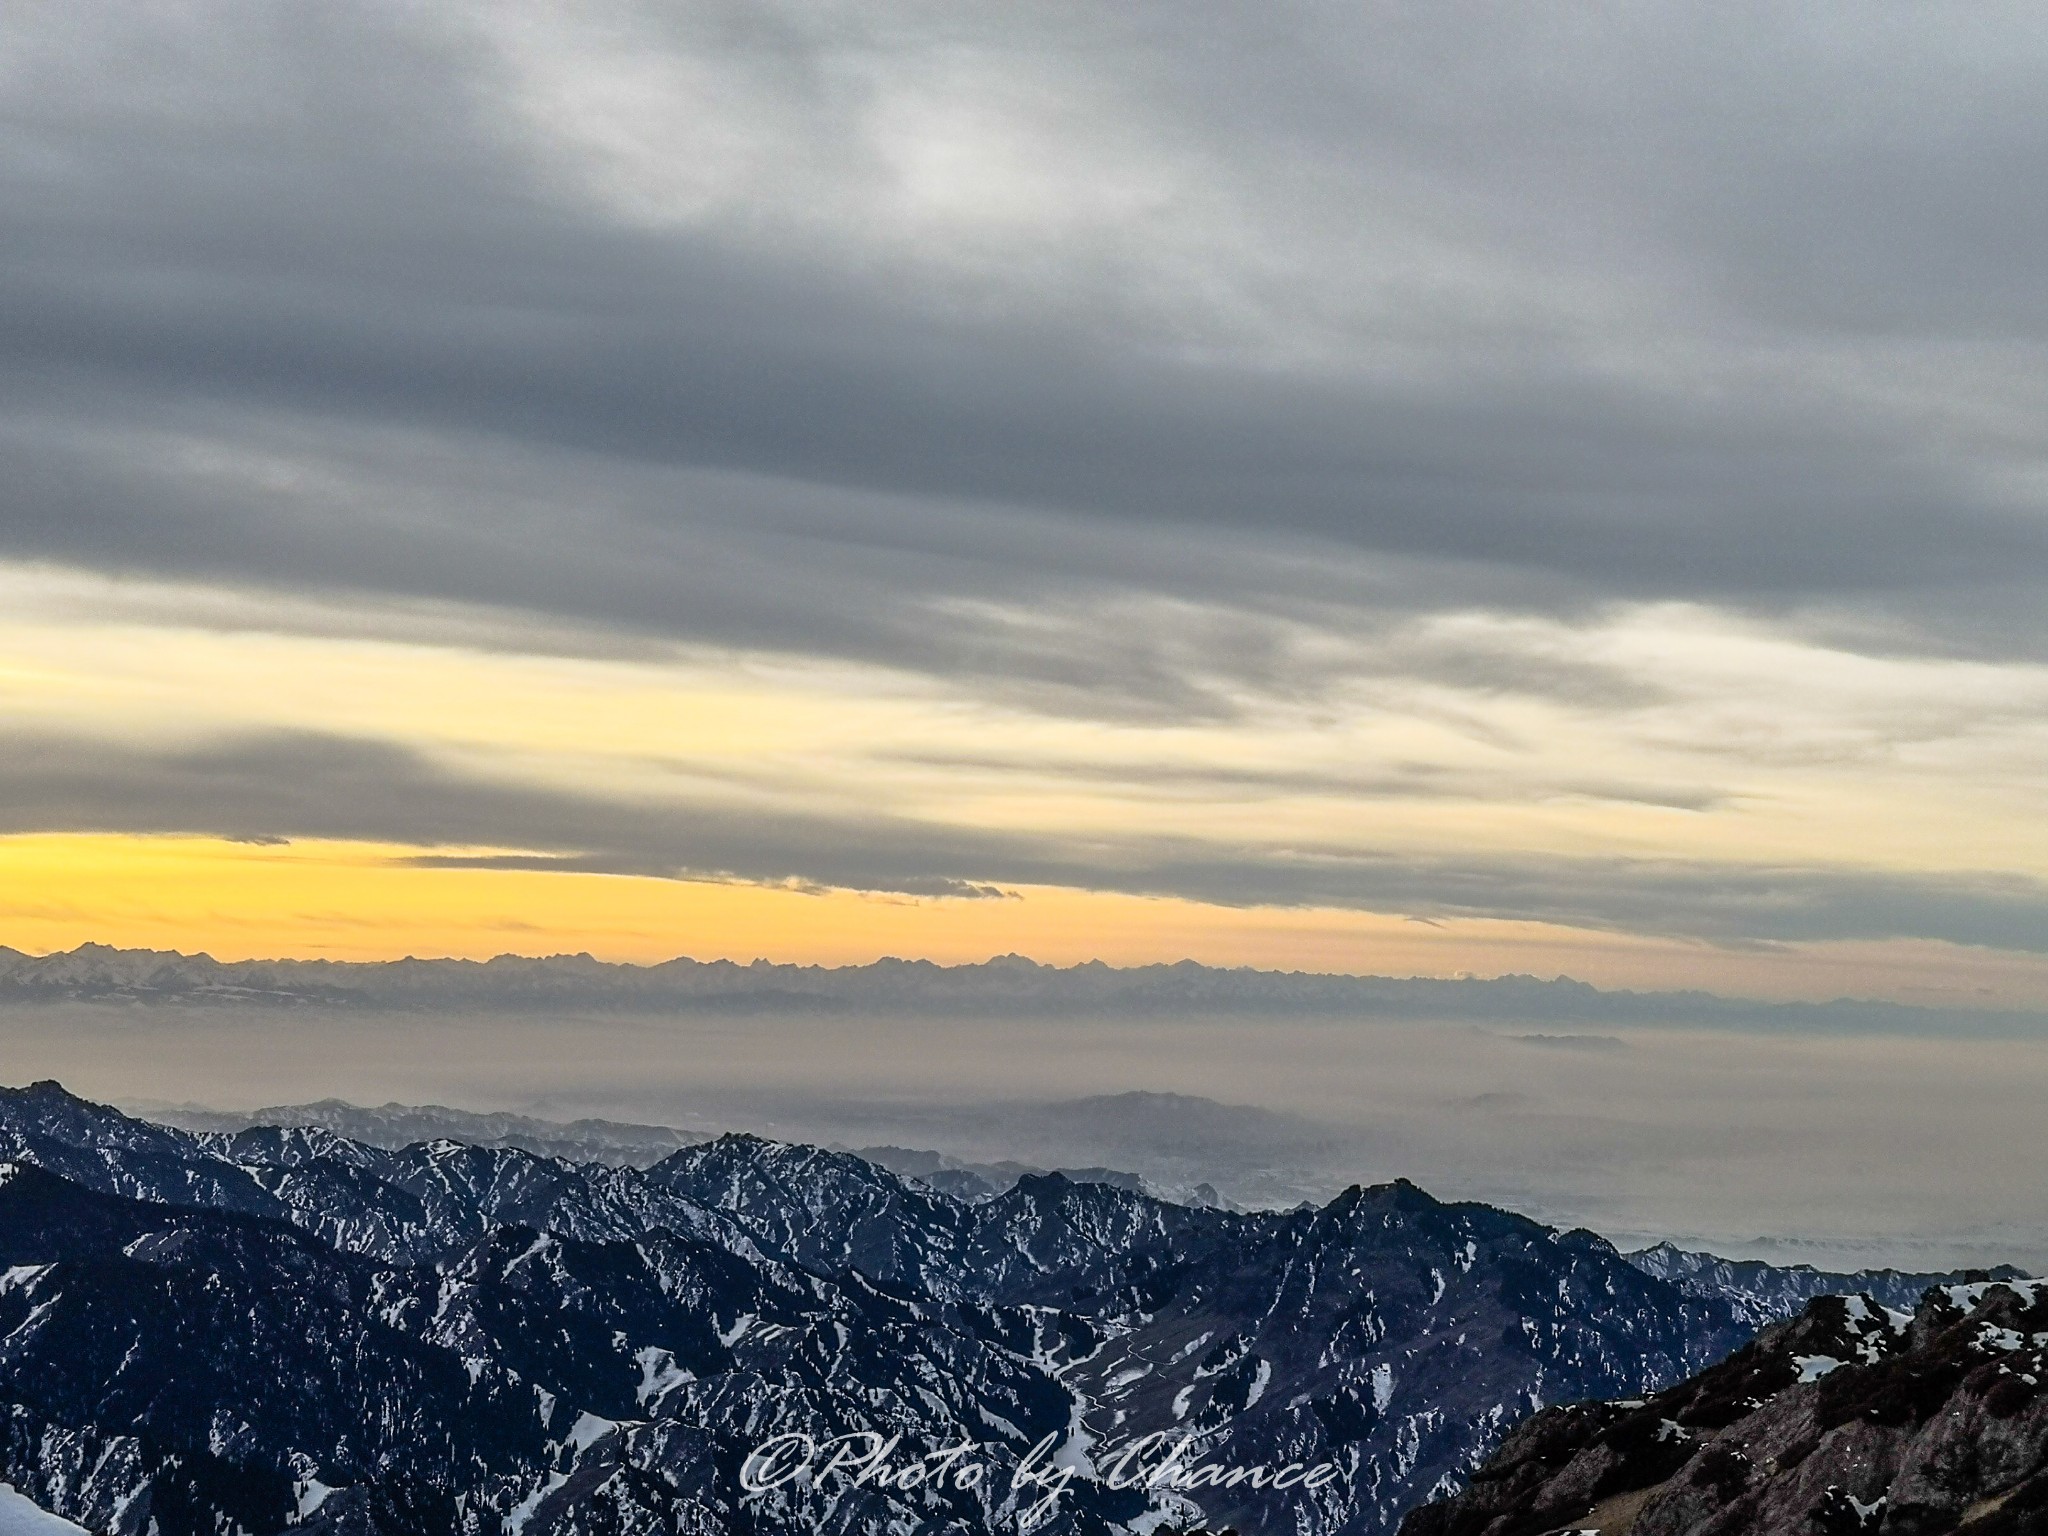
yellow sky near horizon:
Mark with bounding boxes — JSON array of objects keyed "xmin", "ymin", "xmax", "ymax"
[
  {"xmin": 5, "ymin": 834, "xmax": 2047, "ymax": 1008},
  {"xmin": 9, "ymin": 563, "xmax": 2048, "ymax": 1006}
]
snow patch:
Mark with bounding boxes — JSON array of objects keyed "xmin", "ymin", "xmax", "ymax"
[
  {"xmin": 633, "ymin": 1346, "xmax": 694, "ymax": 1407},
  {"xmin": 505, "ymin": 1234, "xmax": 555, "ymax": 1273},
  {"xmin": 1125, "ymin": 1503, "xmax": 1206, "ymax": 1536},
  {"xmin": 564, "ymin": 1411, "xmax": 618, "ymax": 1454},
  {"xmin": 1052, "ymin": 1396, "xmax": 1096, "ymax": 1474},
  {"xmin": 1244, "ymin": 1356, "xmax": 1272, "ymax": 1408},
  {"xmin": 0, "ymin": 1486, "xmax": 90, "ymax": 1534},
  {"xmin": 504, "ymin": 1472, "xmax": 566, "ymax": 1536},
  {"xmin": 1942, "ymin": 1279, "xmax": 2045, "ymax": 1312},
  {"xmin": 0, "ymin": 1267, "xmax": 48, "ymax": 1299},
  {"xmin": 294, "ymin": 1479, "xmax": 336, "ymax": 1518},
  {"xmin": 1796, "ymin": 1355, "xmax": 1846, "ymax": 1383}
]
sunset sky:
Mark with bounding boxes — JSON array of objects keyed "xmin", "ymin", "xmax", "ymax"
[{"xmin": 8, "ymin": 4, "xmax": 2048, "ymax": 1003}]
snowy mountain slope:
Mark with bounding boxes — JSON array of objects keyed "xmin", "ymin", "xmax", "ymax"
[
  {"xmin": 0, "ymin": 1083, "xmax": 756, "ymax": 1266},
  {"xmin": 0, "ymin": 1157, "xmax": 1139, "ymax": 1535},
  {"xmin": 0, "ymin": 1487, "xmax": 87, "ymax": 1536},
  {"xmin": 0, "ymin": 1082, "xmax": 2020, "ymax": 1536}
]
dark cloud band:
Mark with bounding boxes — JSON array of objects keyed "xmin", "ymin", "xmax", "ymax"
[
  {"xmin": 4, "ymin": 2, "xmax": 2048, "ymax": 689},
  {"xmin": 7, "ymin": 726, "xmax": 2048, "ymax": 954}
]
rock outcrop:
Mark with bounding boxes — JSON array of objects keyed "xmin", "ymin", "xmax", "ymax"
[{"xmin": 1401, "ymin": 1279, "xmax": 2048, "ymax": 1536}]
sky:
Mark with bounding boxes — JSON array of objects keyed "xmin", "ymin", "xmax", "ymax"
[{"xmin": 8, "ymin": 3, "xmax": 2048, "ymax": 1003}]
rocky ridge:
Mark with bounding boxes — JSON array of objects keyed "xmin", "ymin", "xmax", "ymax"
[{"xmin": 1400, "ymin": 1278, "xmax": 2048, "ymax": 1536}]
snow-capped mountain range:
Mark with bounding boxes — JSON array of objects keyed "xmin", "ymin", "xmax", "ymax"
[
  {"xmin": 1, "ymin": 943, "xmax": 2025, "ymax": 1030},
  {"xmin": 0, "ymin": 1082, "xmax": 2021, "ymax": 1536}
]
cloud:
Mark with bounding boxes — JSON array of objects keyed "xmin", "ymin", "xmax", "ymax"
[
  {"xmin": 1509, "ymin": 1034, "xmax": 1628, "ymax": 1053},
  {"xmin": 883, "ymin": 749, "xmax": 1729, "ymax": 811},
  {"xmin": 5, "ymin": 0, "xmax": 2048, "ymax": 714},
  {"xmin": 9, "ymin": 725, "xmax": 2048, "ymax": 953}
]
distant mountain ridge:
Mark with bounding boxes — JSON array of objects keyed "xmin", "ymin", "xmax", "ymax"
[
  {"xmin": 149, "ymin": 1099, "xmax": 711, "ymax": 1169},
  {"xmin": 1624, "ymin": 1242, "xmax": 2009, "ymax": 1333},
  {"xmin": 0, "ymin": 1080, "xmax": 2027, "ymax": 1536},
  {"xmin": 145, "ymin": 1097, "xmax": 1216, "ymax": 1197},
  {"xmin": 3, "ymin": 943, "xmax": 2039, "ymax": 1030}
]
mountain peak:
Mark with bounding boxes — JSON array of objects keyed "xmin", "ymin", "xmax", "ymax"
[
  {"xmin": 1362, "ymin": 1175, "xmax": 1442, "ymax": 1213},
  {"xmin": 1011, "ymin": 1169, "xmax": 1075, "ymax": 1197}
]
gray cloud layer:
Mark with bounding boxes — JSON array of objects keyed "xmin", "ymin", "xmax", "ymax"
[
  {"xmin": 7, "ymin": 2, "xmax": 2048, "ymax": 686},
  {"xmin": 9, "ymin": 726, "xmax": 2048, "ymax": 953}
]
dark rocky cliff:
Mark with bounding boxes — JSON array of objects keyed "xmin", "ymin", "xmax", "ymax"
[{"xmin": 1400, "ymin": 1278, "xmax": 2048, "ymax": 1536}]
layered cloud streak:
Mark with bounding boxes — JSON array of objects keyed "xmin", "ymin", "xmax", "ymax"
[{"xmin": 6, "ymin": 724, "xmax": 2048, "ymax": 954}]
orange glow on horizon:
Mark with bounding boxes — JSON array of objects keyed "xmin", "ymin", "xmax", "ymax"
[{"xmin": 6, "ymin": 832, "xmax": 2048, "ymax": 1010}]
